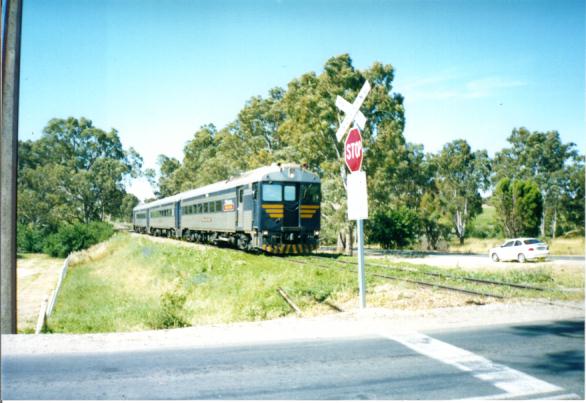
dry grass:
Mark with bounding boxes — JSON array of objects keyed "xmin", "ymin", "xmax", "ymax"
[
  {"xmin": 447, "ymin": 236, "xmax": 584, "ymax": 255},
  {"xmin": 548, "ymin": 237, "xmax": 585, "ymax": 256},
  {"xmin": 446, "ymin": 238, "xmax": 501, "ymax": 254}
]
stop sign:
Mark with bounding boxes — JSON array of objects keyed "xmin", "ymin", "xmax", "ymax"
[{"xmin": 344, "ymin": 127, "xmax": 363, "ymax": 172}]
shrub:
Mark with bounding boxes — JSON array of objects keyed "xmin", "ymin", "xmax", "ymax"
[
  {"xmin": 17, "ymin": 223, "xmax": 46, "ymax": 253},
  {"xmin": 151, "ymin": 290, "xmax": 189, "ymax": 329},
  {"xmin": 44, "ymin": 221, "xmax": 114, "ymax": 258},
  {"xmin": 366, "ymin": 207, "xmax": 420, "ymax": 249}
]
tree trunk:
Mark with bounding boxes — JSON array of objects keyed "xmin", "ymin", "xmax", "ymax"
[
  {"xmin": 345, "ymin": 224, "xmax": 354, "ymax": 256},
  {"xmin": 336, "ymin": 231, "xmax": 345, "ymax": 253},
  {"xmin": 539, "ymin": 190, "xmax": 546, "ymax": 237},
  {"xmin": 551, "ymin": 208, "xmax": 557, "ymax": 239}
]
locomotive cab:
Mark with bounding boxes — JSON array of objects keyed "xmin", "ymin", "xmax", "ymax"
[{"xmin": 256, "ymin": 179, "xmax": 321, "ymax": 253}]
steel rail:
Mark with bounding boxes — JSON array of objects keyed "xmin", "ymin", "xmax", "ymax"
[
  {"xmin": 286, "ymin": 258, "xmax": 505, "ymax": 300},
  {"xmin": 353, "ymin": 260, "xmax": 549, "ymax": 292},
  {"xmin": 370, "ymin": 273, "xmax": 504, "ymax": 299}
]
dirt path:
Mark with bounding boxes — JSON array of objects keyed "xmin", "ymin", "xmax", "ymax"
[{"xmin": 17, "ymin": 254, "xmax": 63, "ymax": 332}]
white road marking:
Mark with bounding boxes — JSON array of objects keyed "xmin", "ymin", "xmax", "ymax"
[{"xmin": 380, "ymin": 330, "xmax": 564, "ymax": 399}]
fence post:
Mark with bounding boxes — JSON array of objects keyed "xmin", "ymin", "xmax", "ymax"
[
  {"xmin": 35, "ymin": 299, "xmax": 48, "ymax": 335},
  {"xmin": 46, "ymin": 256, "xmax": 70, "ymax": 318}
]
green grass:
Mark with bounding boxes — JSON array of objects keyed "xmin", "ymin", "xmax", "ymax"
[
  {"xmin": 48, "ymin": 233, "xmax": 362, "ymax": 333},
  {"xmin": 48, "ymin": 233, "xmax": 583, "ymax": 333},
  {"xmin": 332, "ymin": 256, "xmax": 584, "ymax": 301}
]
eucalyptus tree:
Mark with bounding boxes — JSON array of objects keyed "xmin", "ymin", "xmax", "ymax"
[
  {"xmin": 492, "ymin": 178, "xmax": 543, "ymax": 237},
  {"xmin": 18, "ymin": 117, "xmax": 142, "ymax": 228},
  {"xmin": 151, "ymin": 55, "xmax": 411, "ymax": 253},
  {"xmin": 493, "ymin": 128, "xmax": 583, "ymax": 237},
  {"xmin": 434, "ymin": 139, "xmax": 491, "ymax": 245},
  {"xmin": 275, "ymin": 55, "xmax": 408, "ymax": 252}
]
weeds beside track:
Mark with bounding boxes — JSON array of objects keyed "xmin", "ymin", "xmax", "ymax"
[{"xmin": 284, "ymin": 254, "xmax": 580, "ymax": 302}]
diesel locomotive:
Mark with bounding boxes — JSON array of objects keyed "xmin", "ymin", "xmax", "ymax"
[{"xmin": 132, "ymin": 163, "xmax": 321, "ymax": 254}]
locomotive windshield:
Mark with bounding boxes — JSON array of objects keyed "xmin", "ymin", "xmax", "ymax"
[
  {"xmin": 301, "ymin": 183, "xmax": 320, "ymax": 204},
  {"xmin": 262, "ymin": 184, "xmax": 282, "ymax": 202},
  {"xmin": 284, "ymin": 185, "xmax": 296, "ymax": 201}
]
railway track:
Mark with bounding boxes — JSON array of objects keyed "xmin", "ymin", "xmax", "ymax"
[
  {"xmin": 286, "ymin": 255, "xmax": 575, "ymax": 301},
  {"xmin": 286, "ymin": 257, "xmax": 506, "ymax": 300},
  {"xmin": 339, "ymin": 259, "xmax": 552, "ymax": 292}
]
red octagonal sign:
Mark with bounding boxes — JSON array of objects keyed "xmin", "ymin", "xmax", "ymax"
[{"xmin": 344, "ymin": 127, "xmax": 363, "ymax": 172}]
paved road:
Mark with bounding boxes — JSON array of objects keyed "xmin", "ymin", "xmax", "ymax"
[{"xmin": 2, "ymin": 320, "xmax": 583, "ymax": 400}]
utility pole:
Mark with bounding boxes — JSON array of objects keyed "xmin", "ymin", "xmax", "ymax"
[{"xmin": 1, "ymin": 0, "xmax": 23, "ymax": 334}]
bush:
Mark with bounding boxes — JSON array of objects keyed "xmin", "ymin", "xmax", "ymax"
[
  {"xmin": 44, "ymin": 222, "xmax": 114, "ymax": 258},
  {"xmin": 151, "ymin": 289, "xmax": 189, "ymax": 329},
  {"xmin": 17, "ymin": 223, "xmax": 46, "ymax": 253},
  {"xmin": 366, "ymin": 207, "xmax": 420, "ymax": 249}
]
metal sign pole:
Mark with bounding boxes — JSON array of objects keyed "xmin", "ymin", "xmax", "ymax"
[
  {"xmin": 357, "ymin": 218, "xmax": 366, "ymax": 308},
  {"xmin": 336, "ymin": 80, "xmax": 371, "ymax": 310}
]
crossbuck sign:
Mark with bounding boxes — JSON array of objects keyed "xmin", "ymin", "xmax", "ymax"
[{"xmin": 335, "ymin": 80, "xmax": 371, "ymax": 142}]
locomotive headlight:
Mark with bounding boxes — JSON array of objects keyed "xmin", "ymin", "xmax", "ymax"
[
  {"xmin": 314, "ymin": 230, "xmax": 320, "ymax": 236},
  {"xmin": 263, "ymin": 230, "xmax": 269, "ymax": 236}
]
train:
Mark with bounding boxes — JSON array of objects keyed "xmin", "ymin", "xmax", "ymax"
[{"xmin": 132, "ymin": 163, "xmax": 321, "ymax": 254}]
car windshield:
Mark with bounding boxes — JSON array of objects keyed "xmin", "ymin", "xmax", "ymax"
[{"xmin": 523, "ymin": 239, "xmax": 542, "ymax": 245}]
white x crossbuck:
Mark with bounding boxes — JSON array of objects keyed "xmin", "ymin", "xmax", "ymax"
[{"xmin": 335, "ymin": 80, "xmax": 371, "ymax": 142}]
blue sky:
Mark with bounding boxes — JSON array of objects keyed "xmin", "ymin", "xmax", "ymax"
[{"xmin": 19, "ymin": 0, "xmax": 585, "ymax": 200}]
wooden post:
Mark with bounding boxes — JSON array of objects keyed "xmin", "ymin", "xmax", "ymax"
[
  {"xmin": 276, "ymin": 287, "xmax": 302, "ymax": 316},
  {"xmin": 1, "ymin": 0, "xmax": 23, "ymax": 335}
]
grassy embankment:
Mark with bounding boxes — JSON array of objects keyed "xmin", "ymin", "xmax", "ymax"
[
  {"xmin": 48, "ymin": 233, "xmax": 362, "ymax": 333},
  {"xmin": 48, "ymin": 232, "xmax": 583, "ymax": 333}
]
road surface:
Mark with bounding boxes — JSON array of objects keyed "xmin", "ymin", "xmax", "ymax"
[{"xmin": 2, "ymin": 319, "xmax": 583, "ymax": 400}]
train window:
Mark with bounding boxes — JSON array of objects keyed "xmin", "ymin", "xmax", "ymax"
[
  {"xmin": 210, "ymin": 202, "xmax": 216, "ymax": 213},
  {"xmin": 301, "ymin": 183, "xmax": 321, "ymax": 204},
  {"xmin": 215, "ymin": 200, "xmax": 222, "ymax": 211},
  {"xmin": 203, "ymin": 203, "xmax": 208, "ymax": 213},
  {"xmin": 197, "ymin": 204, "xmax": 202, "ymax": 214},
  {"xmin": 262, "ymin": 184, "xmax": 282, "ymax": 202},
  {"xmin": 239, "ymin": 188, "xmax": 244, "ymax": 203},
  {"xmin": 284, "ymin": 185, "xmax": 296, "ymax": 201}
]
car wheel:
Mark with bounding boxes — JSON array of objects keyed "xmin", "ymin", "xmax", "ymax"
[
  {"xmin": 518, "ymin": 253, "xmax": 526, "ymax": 263},
  {"xmin": 491, "ymin": 253, "xmax": 500, "ymax": 262}
]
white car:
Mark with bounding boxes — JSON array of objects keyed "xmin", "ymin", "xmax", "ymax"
[{"xmin": 489, "ymin": 238, "xmax": 549, "ymax": 263}]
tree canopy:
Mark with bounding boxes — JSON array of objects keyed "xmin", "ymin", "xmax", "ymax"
[{"xmin": 18, "ymin": 117, "xmax": 142, "ymax": 232}]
